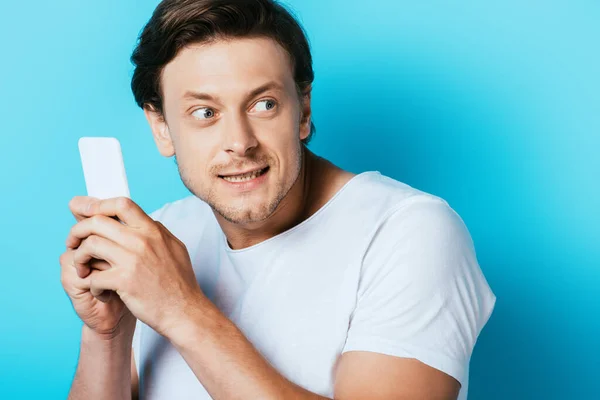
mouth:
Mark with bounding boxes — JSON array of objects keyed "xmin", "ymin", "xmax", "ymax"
[{"xmin": 218, "ymin": 166, "xmax": 270, "ymax": 183}]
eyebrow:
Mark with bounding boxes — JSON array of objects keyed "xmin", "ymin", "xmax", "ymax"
[{"xmin": 182, "ymin": 81, "xmax": 285, "ymax": 104}]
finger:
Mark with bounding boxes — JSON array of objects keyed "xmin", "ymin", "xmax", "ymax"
[
  {"xmin": 60, "ymin": 249, "xmax": 78, "ymax": 286},
  {"xmin": 85, "ymin": 197, "xmax": 151, "ymax": 229},
  {"xmin": 89, "ymin": 268, "xmax": 121, "ymax": 294},
  {"xmin": 60, "ymin": 248, "xmax": 91, "ymax": 280},
  {"xmin": 75, "ymin": 260, "xmax": 90, "ymax": 279},
  {"xmin": 69, "ymin": 196, "xmax": 99, "ymax": 222},
  {"xmin": 76, "ymin": 258, "xmax": 111, "ymax": 279},
  {"xmin": 60, "ymin": 250, "xmax": 102, "ymax": 295},
  {"xmin": 90, "ymin": 259, "xmax": 111, "ymax": 271},
  {"xmin": 73, "ymin": 235, "xmax": 130, "ymax": 270},
  {"xmin": 74, "ymin": 269, "xmax": 113, "ymax": 302},
  {"xmin": 66, "ymin": 214, "xmax": 131, "ymax": 250}
]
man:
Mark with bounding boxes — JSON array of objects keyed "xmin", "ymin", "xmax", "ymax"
[{"xmin": 60, "ymin": 0, "xmax": 496, "ymax": 399}]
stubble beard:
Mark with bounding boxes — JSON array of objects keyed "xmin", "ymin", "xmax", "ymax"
[{"xmin": 176, "ymin": 144, "xmax": 304, "ymax": 225}]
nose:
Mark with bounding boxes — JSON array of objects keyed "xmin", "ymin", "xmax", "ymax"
[{"xmin": 221, "ymin": 111, "xmax": 258, "ymax": 157}]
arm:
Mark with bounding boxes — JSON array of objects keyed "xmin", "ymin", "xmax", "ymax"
[
  {"xmin": 67, "ymin": 326, "xmax": 133, "ymax": 400},
  {"xmin": 168, "ymin": 295, "xmax": 459, "ymax": 400},
  {"xmin": 335, "ymin": 352, "xmax": 460, "ymax": 400}
]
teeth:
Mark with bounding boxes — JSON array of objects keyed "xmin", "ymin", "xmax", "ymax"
[{"xmin": 222, "ymin": 169, "xmax": 264, "ymax": 183}]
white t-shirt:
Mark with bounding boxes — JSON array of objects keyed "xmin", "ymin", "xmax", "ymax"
[{"xmin": 133, "ymin": 171, "xmax": 496, "ymax": 399}]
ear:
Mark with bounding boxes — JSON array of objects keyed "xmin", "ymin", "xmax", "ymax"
[
  {"xmin": 143, "ymin": 105, "xmax": 175, "ymax": 157},
  {"xmin": 299, "ymin": 87, "xmax": 312, "ymax": 141}
]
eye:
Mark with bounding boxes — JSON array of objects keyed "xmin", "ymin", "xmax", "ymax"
[
  {"xmin": 191, "ymin": 107, "xmax": 216, "ymax": 120},
  {"xmin": 252, "ymin": 99, "xmax": 277, "ymax": 112}
]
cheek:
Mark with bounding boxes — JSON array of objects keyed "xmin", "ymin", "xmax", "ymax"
[
  {"xmin": 260, "ymin": 121, "xmax": 302, "ymax": 171},
  {"xmin": 173, "ymin": 137, "xmax": 214, "ymax": 177},
  {"xmin": 261, "ymin": 115, "xmax": 301, "ymax": 154}
]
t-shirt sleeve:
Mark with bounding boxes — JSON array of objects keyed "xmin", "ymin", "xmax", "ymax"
[{"xmin": 342, "ymin": 196, "xmax": 496, "ymax": 387}]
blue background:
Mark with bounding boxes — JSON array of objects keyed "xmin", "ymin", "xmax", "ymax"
[{"xmin": 1, "ymin": 1, "xmax": 598, "ymax": 398}]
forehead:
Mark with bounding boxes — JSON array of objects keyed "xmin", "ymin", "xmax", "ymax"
[{"xmin": 161, "ymin": 36, "xmax": 296, "ymax": 101}]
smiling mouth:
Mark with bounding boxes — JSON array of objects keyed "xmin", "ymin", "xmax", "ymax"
[{"xmin": 219, "ymin": 166, "xmax": 270, "ymax": 183}]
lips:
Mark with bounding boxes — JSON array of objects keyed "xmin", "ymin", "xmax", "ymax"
[{"xmin": 219, "ymin": 166, "xmax": 269, "ymax": 182}]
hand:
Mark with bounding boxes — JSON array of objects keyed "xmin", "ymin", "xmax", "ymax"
[
  {"xmin": 60, "ymin": 197, "xmax": 135, "ymax": 339},
  {"xmin": 63, "ymin": 196, "xmax": 204, "ymax": 338}
]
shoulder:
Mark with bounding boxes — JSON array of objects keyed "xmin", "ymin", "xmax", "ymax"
[
  {"xmin": 369, "ymin": 197, "xmax": 475, "ymax": 273},
  {"xmin": 354, "ymin": 175, "xmax": 496, "ymax": 330},
  {"xmin": 344, "ymin": 171, "xmax": 428, "ymax": 210},
  {"xmin": 382, "ymin": 194, "xmax": 471, "ymax": 248},
  {"xmin": 352, "ymin": 173, "xmax": 480, "ymax": 283},
  {"xmin": 343, "ymin": 172, "xmax": 449, "ymax": 213},
  {"xmin": 344, "ymin": 172, "xmax": 461, "ymax": 235}
]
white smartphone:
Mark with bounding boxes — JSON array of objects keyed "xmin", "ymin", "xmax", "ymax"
[
  {"xmin": 78, "ymin": 137, "xmax": 129, "ymax": 301},
  {"xmin": 78, "ymin": 137, "xmax": 131, "ymax": 199}
]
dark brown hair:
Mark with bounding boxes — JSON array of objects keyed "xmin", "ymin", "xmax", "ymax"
[{"xmin": 131, "ymin": 0, "xmax": 316, "ymax": 144}]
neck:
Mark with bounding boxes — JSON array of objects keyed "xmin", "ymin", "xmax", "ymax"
[{"xmin": 216, "ymin": 147, "xmax": 320, "ymax": 250}]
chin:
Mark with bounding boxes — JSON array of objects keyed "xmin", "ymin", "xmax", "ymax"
[{"xmin": 213, "ymin": 199, "xmax": 277, "ymax": 224}]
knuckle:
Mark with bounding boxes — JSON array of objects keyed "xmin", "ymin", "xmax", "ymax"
[
  {"xmin": 175, "ymin": 237, "xmax": 187, "ymax": 251},
  {"xmin": 89, "ymin": 215, "xmax": 106, "ymax": 227},
  {"xmin": 68, "ymin": 223, "xmax": 79, "ymax": 237},
  {"xmin": 149, "ymin": 221, "xmax": 163, "ymax": 237},
  {"xmin": 132, "ymin": 236, "xmax": 149, "ymax": 253},
  {"xmin": 170, "ymin": 231, "xmax": 186, "ymax": 249},
  {"xmin": 60, "ymin": 250, "xmax": 76, "ymax": 266},
  {"xmin": 59, "ymin": 251, "xmax": 68, "ymax": 265},
  {"xmin": 116, "ymin": 197, "xmax": 132, "ymax": 212},
  {"xmin": 72, "ymin": 247, "xmax": 82, "ymax": 262},
  {"xmin": 180, "ymin": 240, "xmax": 189, "ymax": 252},
  {"xmin": 85, "ymin": 235, "xmax": 99, "ymax": 248},
  {"xmin": 60, "ymin": 264, "xmax": 73, "ymax": 287}
]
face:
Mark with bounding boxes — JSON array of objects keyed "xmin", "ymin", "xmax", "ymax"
[{"xmin": 146, "ymin": 37, "xmax": 311, "ymax": 224}]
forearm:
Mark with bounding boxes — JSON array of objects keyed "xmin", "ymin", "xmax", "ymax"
[
  {"xmin": 68, "ymin": 325, "xmax": 132, "ymax": 400},
  {"xmin": 169, "ymin": 296, "xmax": 330, "ymax": 400}
]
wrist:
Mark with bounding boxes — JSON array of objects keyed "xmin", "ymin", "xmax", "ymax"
[
  {"xmin": 165, "ymin": 292, "xmax": 229, "ymax": 349},
  {"xmin": 81, "ymin": 321, "xmax": 135, "ymax": 348}
]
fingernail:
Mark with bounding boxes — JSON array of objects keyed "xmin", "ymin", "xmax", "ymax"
[{"xmin": 86, "ymin": 198, "xmax": 98, "ymax": 213}]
